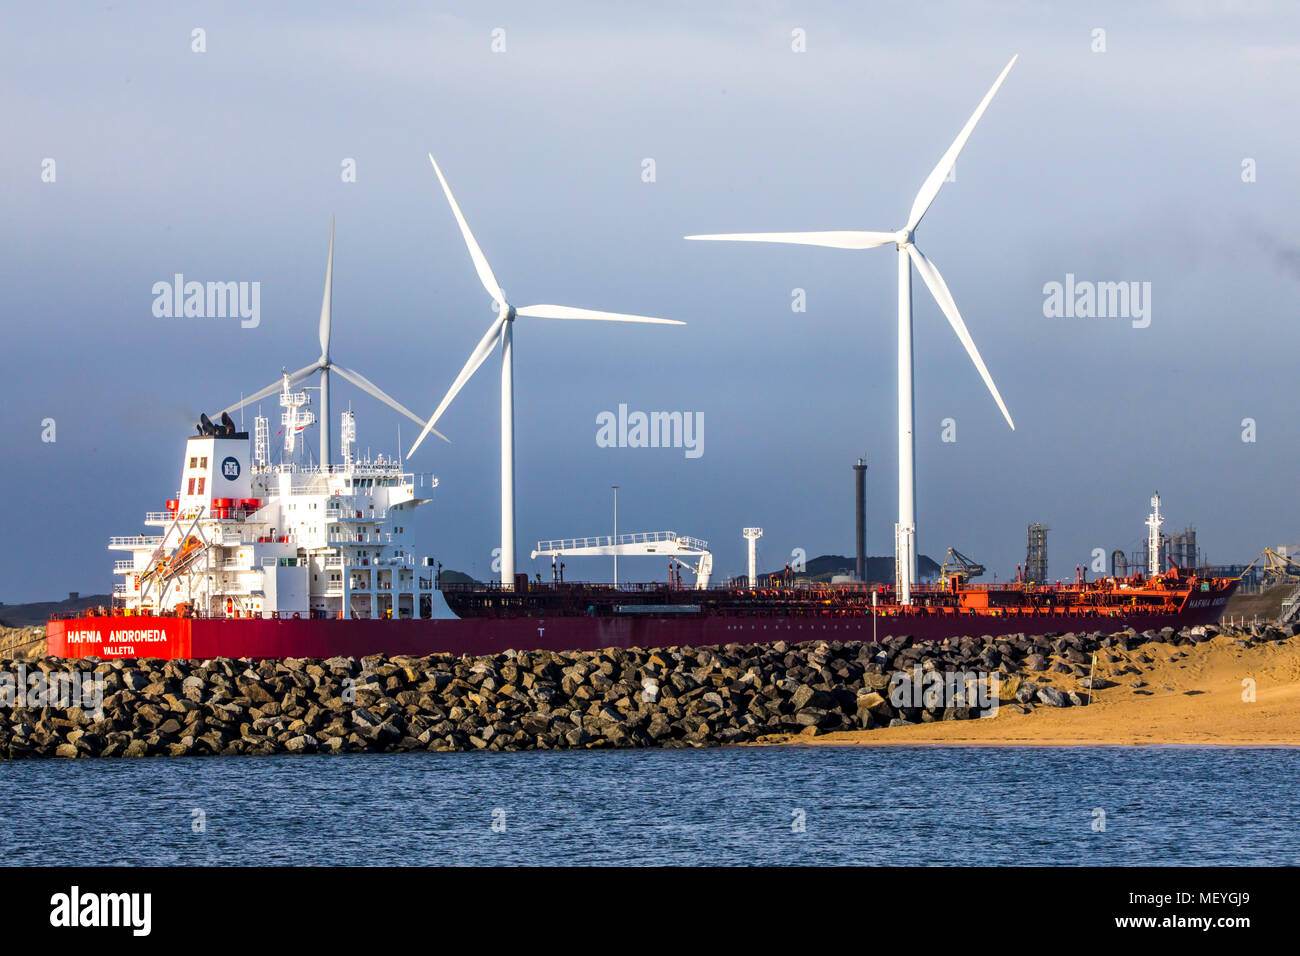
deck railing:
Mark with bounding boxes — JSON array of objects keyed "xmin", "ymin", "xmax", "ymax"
[{"xmin": 109, "ymin": 535, "xmax": 163, "ymax": 547}]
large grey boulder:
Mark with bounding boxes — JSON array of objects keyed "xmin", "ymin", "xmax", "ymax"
[{"xmin": 1036, "ymin": 686, "xmax": 1069, "ymax": 707}]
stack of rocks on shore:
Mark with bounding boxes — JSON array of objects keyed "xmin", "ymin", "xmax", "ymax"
[{"xmin": 1, "ymin": 622, "xmax": 1292, "ymax": 758}]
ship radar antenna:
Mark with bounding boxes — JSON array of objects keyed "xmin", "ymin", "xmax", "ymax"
[{"xmin": 280, "ymin": 373, "xmax": 315, "ymax": 457}]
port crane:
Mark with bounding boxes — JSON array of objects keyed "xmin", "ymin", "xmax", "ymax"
[{"xmin": 939, "ymin": 547, "xmax": 985, "ymax": 586}]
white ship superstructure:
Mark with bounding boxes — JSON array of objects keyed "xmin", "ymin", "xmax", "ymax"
[{"xmin": 111, "ymin": 379, "xmax": 446, "ymax": 620}]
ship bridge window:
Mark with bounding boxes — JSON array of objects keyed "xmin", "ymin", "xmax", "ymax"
[
  {"xmin": 200, "ymin": 457, "xmax": 208, "ymax": 468},
  {"xmin": 189, "ymin": 456, "xmax": 198, "ymax": 468}
]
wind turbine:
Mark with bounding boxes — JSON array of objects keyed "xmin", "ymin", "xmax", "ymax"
[
  {"xmin": 686, "ymin": 55, "xmax": 1018, "ymax": 605},
  {"xmin": 407, "ymin": 154, "xmax": 683, "ymax": 588},
  {"xmin": 221, "ymin": 218, "xmax": 445, "ymax": 466}
]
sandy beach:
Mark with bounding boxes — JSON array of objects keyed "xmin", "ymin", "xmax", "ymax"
[{"xmin": 769, "ymin": 632, "xmax": 1300, "ymax": 747}]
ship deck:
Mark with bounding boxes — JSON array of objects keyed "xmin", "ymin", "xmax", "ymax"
[{"xmin": 439, "ymin": 572, "xmax": 1237, "ymax": 620}]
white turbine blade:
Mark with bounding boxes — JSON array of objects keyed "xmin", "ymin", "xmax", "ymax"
[
  {"xmin": 319, "ymin": 217, "xmax": 334, "ymax": 361},
  {"xmin": 685, "ymin": 231, "xmax": 895, "ymax": 250},
  {"xmin": 907, "ymin": 244, "xmax": 1014, "ymax": 430},
  {"xmin": 905, "ymin": 55, "xmax": 1017, "ymax": 232},
  {"xmin": 333, "ymin": 363, "xmax": 449, "ymax": 443},
  {"xmin": 220, "ymin": 361, "xmax": 321, "ymax": 414},
  {"xmin": 516, "ymin": 304, "xmax": 684, "ymax": 326},
  {"xmin": 407, "ymin": 314, "xmax": 506, "ymax": 458},
  {"xmin": 428, "ymin": 153, "xmax": 505, "ymax": 308}
]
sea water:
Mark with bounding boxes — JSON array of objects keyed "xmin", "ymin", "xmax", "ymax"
[{"xmin": 1, "ymin": 746, "xmax": 1293, "ymax": 865}]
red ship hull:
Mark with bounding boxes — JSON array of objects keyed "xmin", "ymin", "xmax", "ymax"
[{"xmin": 46, "ymin": 588, "xmax": 1235, "ymax": 660}]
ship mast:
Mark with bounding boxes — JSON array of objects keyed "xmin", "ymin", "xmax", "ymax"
[{"xmin": 1146, "ymin": 492, "xmax": 1164, "ymax": 576}]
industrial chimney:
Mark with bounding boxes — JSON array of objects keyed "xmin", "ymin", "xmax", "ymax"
[
  {"xmin": 1026, "ymin": 523, "xmax": 1049, "ymax": 584},
  {"xmin": 854, "ymin": 458, "xmax": 867, "ymax": 581}
]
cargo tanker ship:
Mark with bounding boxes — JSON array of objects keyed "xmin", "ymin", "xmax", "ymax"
[
  {"xmin": 46, "ymin": 75, "xmax": 1244, "ymax": 662},
  {"xmin": 45, "ymin": 385, "xmax": 1237, "ymax": 661}
]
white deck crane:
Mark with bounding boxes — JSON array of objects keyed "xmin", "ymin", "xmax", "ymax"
[{"xmin": 531, "ymin": 531, "xmax": 713, "ymax": 588}]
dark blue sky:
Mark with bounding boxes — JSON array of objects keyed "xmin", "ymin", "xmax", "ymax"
[{"xmin": 3, "ymin": 1, "xmax": 1298, "ymax": 598}]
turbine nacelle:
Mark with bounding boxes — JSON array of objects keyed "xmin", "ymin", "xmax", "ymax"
[{"xmin": 489, "ymin": 291, "xmax": 514, "ymax": 320}]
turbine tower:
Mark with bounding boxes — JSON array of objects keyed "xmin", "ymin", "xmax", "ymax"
[
  {"xmin": 407, "ymin": 155, "xmax": 683, "ymax": 588},
  {"xmin": 687, "ymin": 56, "xmax": 1018, "ymax": 604},
  {"xmin": 222, "ymin": 219, "xmax": 445, "ymax": 465}
]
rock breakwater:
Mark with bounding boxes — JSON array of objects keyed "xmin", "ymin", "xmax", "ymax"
[{"xmin": 2, "ymin": 622, "xmax": 1292, "ymax": 758}]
